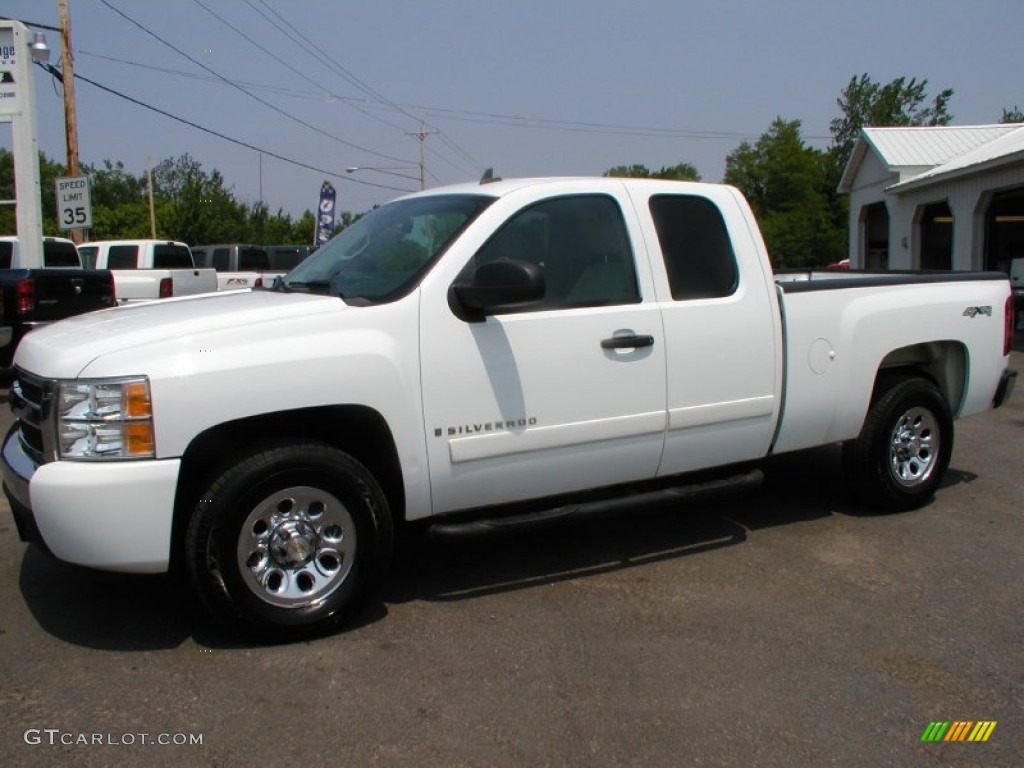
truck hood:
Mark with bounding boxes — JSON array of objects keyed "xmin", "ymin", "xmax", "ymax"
[{"xmin": 14, "ymin": 290, "xmax": 344, "ymax": 378}]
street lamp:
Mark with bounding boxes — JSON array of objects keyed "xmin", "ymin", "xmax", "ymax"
[{"xmin": 29, "ymin": 32, "xmax": 50, "ymax": 63}]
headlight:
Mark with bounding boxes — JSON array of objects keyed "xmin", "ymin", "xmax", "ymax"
[{"xmin": 57, "ymin": 377, "xmax": 155, "ymax": 460}]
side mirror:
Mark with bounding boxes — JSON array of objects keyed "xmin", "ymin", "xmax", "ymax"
[{"xmin": 452, "ymin": 259, "xmax": 545, "ymax": 317}]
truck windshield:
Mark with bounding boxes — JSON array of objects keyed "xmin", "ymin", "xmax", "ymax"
[{"xmin": 281, "ymin": 194, "xmax": 493, "ymax": 301}]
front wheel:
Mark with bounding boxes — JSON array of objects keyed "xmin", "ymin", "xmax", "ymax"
[
  {"xmin": 842, "ymin": 377, "xmax": 953, "ymax": 512},
  {"xmin": 185, "ymin": 441, "xmax": 393, "ymax": 640}
]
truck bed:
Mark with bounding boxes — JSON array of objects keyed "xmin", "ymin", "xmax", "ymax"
[{"xmin": 772, "ymin": 269, "xmax": 1011, "ymax": 455}]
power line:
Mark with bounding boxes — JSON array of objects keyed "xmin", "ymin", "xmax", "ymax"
[
  {"xmin": 76, "ymin": 47, "xmax": 479, "ymax": 179},
  {"xmin": 75, "ymin": 49, "xmax": 812, "ymax": 144},
  {"xmin": 97, "ymin": 0, "xmax": 412, "ymax": 164},
  {"xmin": 244, "ymin": 0, "xmax": 481, "ymax": 171},
  {"xmin": 189, "ymin": 0, "xmax": 412, "ymax": 135},
  {"xmin": 39, "ymin": 62, "xmax": 415, "ymax": 194},
  {"xmin": 76, "ymin": 50, "xmax": 335, "ymax": 98},
  {"xmin": 245, "ymin": 0, "xmax": 421, "ymax": 126}
]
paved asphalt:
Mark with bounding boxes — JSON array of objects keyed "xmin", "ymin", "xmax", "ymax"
[{"xmin": 1, "ymin": 353, "xmax": 1021, "ymax": 767}]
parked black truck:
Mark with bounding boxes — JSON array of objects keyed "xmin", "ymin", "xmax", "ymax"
[{"xmin": 0, "ymin": 236, "xmax": 116, "ymax": 367}]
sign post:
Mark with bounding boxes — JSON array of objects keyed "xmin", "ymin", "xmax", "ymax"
[{"xmin": 0, "ymin": 20, "xmax": 44, "ymax": 267}]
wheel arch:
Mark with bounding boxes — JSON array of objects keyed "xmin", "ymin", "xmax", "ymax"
[
  {"xmin": 874, "ymin": 340, "xmax": 967, "ymax": 414},
  {"xmin": 170, "ymin": 405, "xmax": 404, "ymax": 568}
]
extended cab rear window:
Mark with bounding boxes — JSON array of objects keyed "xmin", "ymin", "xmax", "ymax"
[
  {"xmin": 153, "ymin": 244, "xmax": 194, "ymax": 269},
  {"xmin": 239, "ymin": 248, "xmax": 270, "ymax": 270},
  {"xmin": 649, "ymin": 195, "xmax": 738, "ymax": 300},
  {"xmin": 107, "ymin": 244, "xmax": 139, "ymax": 269},
  {"xmin": 268, "ymin": 247, "xmax": 310, "ymax": 270},
  {"xmin": 43, "ymin": 240, "xmax": 83, "ymax": 268}
]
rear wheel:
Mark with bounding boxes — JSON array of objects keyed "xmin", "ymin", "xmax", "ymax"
[
  {"xmin": 185, "ymin": 441, "xmax": 393, "ymax": 640},
  {"xmin": 842, "ymin": 377, "xmax": 953, "ymax": 511}
]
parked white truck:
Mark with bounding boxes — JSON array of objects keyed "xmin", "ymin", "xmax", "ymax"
[
  {"xmin": 79, "ymin": 240, "xmax": 218, "ymax": 304},
  {"xmin": 2, "ymin": 178, "xmax": 1016, "ymax": 639},
  {"xmin": 190, "ymin": 243, "xmax": 282, "ymax": 291}
]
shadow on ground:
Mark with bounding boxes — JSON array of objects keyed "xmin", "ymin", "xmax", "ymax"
[{"xmin": 14, "ymin": 443, "xmax": 979, "ymax": 651}]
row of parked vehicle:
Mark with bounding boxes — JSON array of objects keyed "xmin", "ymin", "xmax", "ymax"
[
  {"xmin": 79, "ymin": 240, "xmax": 312, "ymax": 298},
  {"xmin": 77, "ymin": 240, "xmax": 213, "ymax": 302},
  {"xmin": 0, "ymin": 236, "xmax": 312, "ymax": 367}
]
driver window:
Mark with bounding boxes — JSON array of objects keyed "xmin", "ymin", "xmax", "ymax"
[{"xmin": 470, "ymin": 195, "xmax": 639, "ymax": 311}]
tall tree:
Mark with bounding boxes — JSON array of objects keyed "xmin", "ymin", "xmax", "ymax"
[
  {"xmin": 153, "ymin": 154, "xmax": 248, "ymax": 244},
  {"xmin": 1, "ymin": 148, "xmax": 347, "ymax": 246},
  {"xmin": 0, "ymin": 148, "xmax": 68, "ymax": 234},
  {"xmin": 1000, "ymin": 105, "xmax": 1024, "ymax": 123},
  {"xmin": 830, "ymin": 74, "xmax": 954, "ymax": 169},
  {"xmin": 725, "ymin": 118, "xmax": 844, "ymax": 267},
  {"xmin": 604, "ymin": 162, "xmax": 701, "ymax": 181}
]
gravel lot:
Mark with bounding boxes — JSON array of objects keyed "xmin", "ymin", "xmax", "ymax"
[{"xmin": 1, "ymin": 353, "xmax": 1021, "ymax": 767}]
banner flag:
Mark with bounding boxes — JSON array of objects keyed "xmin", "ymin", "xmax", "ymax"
[{"xmin": 315, "ymin": 181, "xmax": 337, "ymax": 248}]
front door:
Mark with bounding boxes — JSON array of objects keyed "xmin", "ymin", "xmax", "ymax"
[{"xmin": 420, "ymin": 191, "xmax": 667, "ymax": 514}]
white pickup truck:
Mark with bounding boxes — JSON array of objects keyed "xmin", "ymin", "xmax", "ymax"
[
  {"xmin": 2, "ymin": 178, "xmax": 1016, "ymax": 639},
  {"xmin": 79, "ymin": 240, "xmax": 218, "ymax": 304},
  {"xmin": 190, "ymin": 243, "xmax": 283, "ymax": 291}
]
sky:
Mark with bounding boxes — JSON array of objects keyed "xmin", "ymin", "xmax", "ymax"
[{"xmin": 2, "ymin": 0, "xmax": 1022, "ymax": 221}]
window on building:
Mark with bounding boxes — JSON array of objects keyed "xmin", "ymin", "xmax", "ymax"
[
  {"xmin": 984, "ymin": 187, "xmax": 1024, "ymax": 274},
  {"xmin": 862, "ymin": 202, "xmax": 889, "ymax": 269},
  {"xmin": 918, "ymin": 202, "xmax": 953, "ymax": 270}
]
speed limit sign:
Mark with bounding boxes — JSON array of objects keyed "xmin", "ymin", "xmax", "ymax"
[{"xmin": 55, "ymin": 176, "xmax": 93, "ymax": 230}]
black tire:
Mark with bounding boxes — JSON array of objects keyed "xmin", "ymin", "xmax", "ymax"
[
  {"xmin": 185, "ymin": 441, "xmax": 393, "ymax": 640},
  {"xmin": 842, "ymin": 377, "xmax": 953, "ymax": 512}
]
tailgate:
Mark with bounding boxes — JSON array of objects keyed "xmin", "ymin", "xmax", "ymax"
[
  {"xmin": 217, "ymin": 272, "xmax": 262, "ymax": 290},
  {"xmin": 170, "ymin": 268, "xmax": 218, "ymax": 296},
  {"xmin": 28, "ymin": 269, "xmax": 116, "ymax": 321}
]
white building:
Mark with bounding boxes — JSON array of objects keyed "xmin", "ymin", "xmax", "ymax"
[{"xmin": 838, "ymin": 124, "xmax": 1024, "ymax": 273}]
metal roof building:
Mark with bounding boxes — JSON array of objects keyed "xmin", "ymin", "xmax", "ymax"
[{"xmin": 838, "ymin": 124, "xmax": 1024, "ymax": 273}]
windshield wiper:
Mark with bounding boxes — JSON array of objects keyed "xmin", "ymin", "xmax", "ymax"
[
  {"xmin": 279, "ymin": 278, "xmax": 352, "ymax": 300},
  {"xmin": 279, "ymin": 279, "xmax": 334, "ymax": 294}
]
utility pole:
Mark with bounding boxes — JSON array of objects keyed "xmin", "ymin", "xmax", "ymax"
[
  {"xmin": 405, "ymin": 123, "xmax": 436, "ymax": 191},
  {"xmin": 58, "ymin": 0, "xmax": 83, "ymax": 242},
  {"xmin": 146, "ymin": 156, "xmax": 156, "ymax": 238}
]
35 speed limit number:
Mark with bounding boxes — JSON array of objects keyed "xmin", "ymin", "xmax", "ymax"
[{"xmin": 55, "ymin": 176, "xmax": 93, "ymax": 230}]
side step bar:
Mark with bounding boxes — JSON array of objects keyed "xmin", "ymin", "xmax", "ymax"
[{"xmin": 429, "ymin": 468, "xmax": 764, "ymax": 539}]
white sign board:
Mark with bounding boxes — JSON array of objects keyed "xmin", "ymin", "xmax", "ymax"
[
  {"xmin": 0, "ymin": 27, "xmax": 20, "ymax": 118},
  {"xmin": 56, "ymin": 176, "xmax": 92, "ymax": 230}
]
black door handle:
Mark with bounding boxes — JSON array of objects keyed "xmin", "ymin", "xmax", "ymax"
[{"xmin": 601, "ymin": 334, "xmax": 654, "ymax": 350}]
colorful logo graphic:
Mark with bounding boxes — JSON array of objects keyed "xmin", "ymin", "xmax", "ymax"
[{"xmin": 920, "ymin": 721, "xmax": 997, "ymax": 742}]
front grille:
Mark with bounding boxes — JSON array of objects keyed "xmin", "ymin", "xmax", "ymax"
[{"xmin": 10, "ymin": 370, "xmax": 51, "ymax": 464}]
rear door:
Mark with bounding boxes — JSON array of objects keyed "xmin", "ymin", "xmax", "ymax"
[
  {"xmin": 631, "ymin": 186, "xmax": 781, "ymax": 474},
  {"xmin": 420, "ymin": 188, "xmax": 667, "ymax": 513}
]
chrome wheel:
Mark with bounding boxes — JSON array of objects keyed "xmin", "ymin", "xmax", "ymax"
[
  {"xmin": 843, "ymin": 377, "xmax": 953, "ymax": 512},
  {"xmin": 888, "ymin": 406, "xmax": 939, "ymax": 487},
  {"xmin": 187, "ymin": 442, "xmax": 393, "ymax": 639},
  {"xmin": 236, "ymin": 486, "xmax": 357, "ymax": 608}
]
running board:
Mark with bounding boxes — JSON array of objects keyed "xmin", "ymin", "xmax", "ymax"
[{"xmin": 428, "ymin": 468, "xmax": 764, "ymax": 539}]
